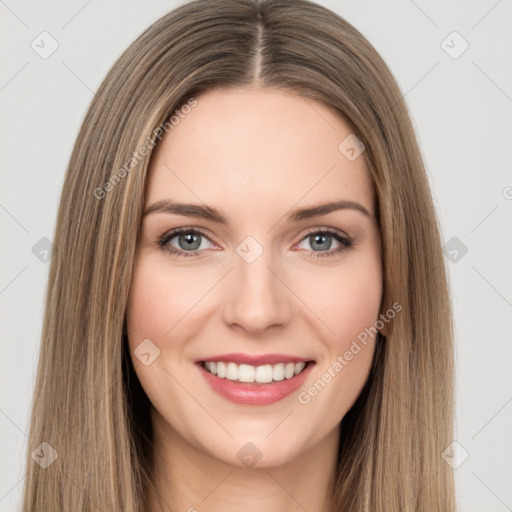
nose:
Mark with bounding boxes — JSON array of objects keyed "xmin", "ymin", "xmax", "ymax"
[{"xmin": 221, "ymin": 243, "xmax": 292, "ymax": 334}]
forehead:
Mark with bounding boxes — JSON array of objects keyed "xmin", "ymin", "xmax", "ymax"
[{"xmin": 145, "ymin": 87, "xmax": 375, "ymax": 218}]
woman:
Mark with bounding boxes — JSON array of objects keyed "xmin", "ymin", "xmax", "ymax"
[{"xmin": 22, "ymin": 0, "xmax": 456, "ymax": 510}]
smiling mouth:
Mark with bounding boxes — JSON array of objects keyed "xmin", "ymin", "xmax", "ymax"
[{"xmin": 199, "ymin": 360, "xmax": 315, "ymax": 385}]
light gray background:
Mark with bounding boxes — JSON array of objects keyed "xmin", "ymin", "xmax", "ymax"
[{"xmin": 1, "ymin": 1, "xmax": 511, "ymax": 511}]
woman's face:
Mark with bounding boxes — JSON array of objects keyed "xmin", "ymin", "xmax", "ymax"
[{"xmin": 126, "ymin": 87, "xmax": 383, "ymax": 468}]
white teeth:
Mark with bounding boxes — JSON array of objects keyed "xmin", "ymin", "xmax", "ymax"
[
  {"xmin": 217, "ymin": 361, "xmax": 226, "ymax": 378},
  {"xmin": 226, "ymin": 362, "xmax": 238, "ymax": 381},
  {"xmin": 204, "ymin": 361, "xmax": 218, "ymax": 375},
  {"xmin": 255, "ymin": 365, "xmax": 273, "ymax": 383},
  {"xmin": 202, "ymin": 360, "xmax": 309, "ymax": 383},
  {"xmin": 238, "ymin": 364, "xmax": 256, "ymax": 383},
  {"xmin": 284, "ymin": 362, "xmax": 295, "ymax": 379},
  {"xmin": 295, "ymin": 362, "xmax": 305, "ymax": 374},
  {"xmin": 272, "ymin": 363, "xmax": 285, "ymax": 381}
]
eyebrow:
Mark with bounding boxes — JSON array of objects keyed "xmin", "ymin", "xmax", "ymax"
[{"xmin": 143, "ymin": 199, "xmax": 372, "ymax": 224}]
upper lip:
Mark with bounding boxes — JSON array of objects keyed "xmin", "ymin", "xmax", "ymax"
[{"xmin": 195, "ymin": 353, "xmax": 314, "ymax": 366}]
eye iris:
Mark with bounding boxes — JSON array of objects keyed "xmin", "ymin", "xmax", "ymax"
[
  {"xmin": 179, "ymin": 232, "xmax": 201, "ymax": 250},
  {"xmin": 310, "ymin": 233, "xmax": 331, "ymax": 251}
]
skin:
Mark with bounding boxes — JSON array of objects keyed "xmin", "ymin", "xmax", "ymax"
[{"xmin": 125, "ymin": 86, "xmax": 384, "ymax": 512}]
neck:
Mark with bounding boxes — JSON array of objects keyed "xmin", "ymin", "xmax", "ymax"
[{"xmin": 146, "ymin": 407, "xmax": 340, "ymax": 512}]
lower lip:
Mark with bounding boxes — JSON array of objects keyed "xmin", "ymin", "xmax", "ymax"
[{"xmin": 197, "ymin": 362, "xmax": 315, "ymax": 406}]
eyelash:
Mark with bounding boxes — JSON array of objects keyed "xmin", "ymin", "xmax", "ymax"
[{"xmin": 156, "ymin": 226, "xmax": 354, "ymax": 259}]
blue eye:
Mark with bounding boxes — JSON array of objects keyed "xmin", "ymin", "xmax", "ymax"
[
  {"xmin": 157, "ymin": 227, "xmax": 213, "ymax": 257},
  {"xmin": 297, "ymin": 228, "xmax": 353, "ymax": 258},
  {"xmin": 157, "ymin": 227, "xmax": 353, "ymax": 259}
]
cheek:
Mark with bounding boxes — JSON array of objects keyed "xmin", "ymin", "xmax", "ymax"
[
  {"xmin": 298, "ymin": 253, "xmax": 382, "ymax": 346},
  {"xmin": 332, "ymin": 266, "xmax": 382, "ymax": 376},
  {"xmin": 293, "ymin": 252, "xmax": 382, "ymax": 413},
  {"xmin": 333, "ymin": 273, "xmax": 382, "ymax": 342},
  {"xmin": 125, "ymin": 256, "xmax": 220, "ymax": 384},
  {"xmin": 125, "ymin": 261, "xmax": 200, "ymax": 420},
  {"xmin": 125, "ymin": 261, "xmax": 186, "ymax": 405},
  {"xmin": 126, "ymin": 259, "xmax": 201, "ymax": 346},
  {"xmin": 126, "ymin": 273, "xmax": 166, "ymax": 340}
]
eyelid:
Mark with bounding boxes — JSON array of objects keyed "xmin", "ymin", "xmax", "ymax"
[
  {"xmin": 157, "ymin": 224, "xmax": 354, "ymax": 257},
  {"xmin": 157, "ymin": 225, "xmax": 219, "ymax": 249},
  {"xmin": 293, "ymin": 225, "xmax": 351, "ymax": 244},
  {"xmin": 158, "ymin": 224, "xmax": 350, "ymax": 243}
]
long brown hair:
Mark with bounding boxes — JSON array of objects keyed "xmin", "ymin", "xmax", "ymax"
[{"xmin": 22, "ymin": 0, "xmax": 456, "ymax": 510}]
